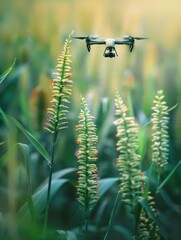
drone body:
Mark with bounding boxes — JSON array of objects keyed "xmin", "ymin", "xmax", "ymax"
[
  {"xmin": 73, "ymin": 35, "xmax": 148, "ymax": 58},
  {"xmin": 105, "ymin": 38, "xmax": 115, "ymax": 47}
]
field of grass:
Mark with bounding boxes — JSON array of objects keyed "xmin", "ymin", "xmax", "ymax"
[{"xmin": 0, "ymin": 0, "xmax": 181, "ymax": 239}]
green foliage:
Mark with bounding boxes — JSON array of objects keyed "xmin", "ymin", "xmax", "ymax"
[
  {"xmin": 10, "ymin": 114, "xmax": 50, "ymax": 163},
  {"xmin": 0, "ymin": 58, "xmax": 16, "ymax": 85},
  {"xmin": 137, "ymin": 195, "xmax": 160, "ymax": 240},
  {"xmin": 156, "ymin": 160, "xmax": 181, "ymax": 193},
  {"xmin": 0, "ymin": 108, "xmax": 49, "ymax": 165},
  {"xmin": 151, "ymin": 90, "xmax": 169, "ymax": 173},
  {"xmin": 98, "ymin": 178, "xmax": 118, "ymax": 197},
  {"xmin": 18, "ymin": 179, "xmax": 68, "ymax": 223},
  {"xmin": 45, "ymin": 34, "xmax": 73, "ymax": 134},
  {"xmin": 76, "ymin": 97, "xmax": 99, "ymax": 211},
  {"xmin": 0, "ymin": 21, "xmax": 180, "ymax": 239},
  {"xmin": 114, "ymin": 92, "xmax": 142, "ymax": 207}
]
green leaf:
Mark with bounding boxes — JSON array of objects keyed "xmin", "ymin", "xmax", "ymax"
[
  {"xmin": 0, "ymin": 110, "xmax": 50, "ymax": 164},
  {"xmin": 17, "ymin": 143, "xmax": 35, "ymax": 223},
  {"xmin": 0, "ymin": 142, "xmax": 36, "ymax": 222},
  {"xmin": 0, "ymin": 142, "xmax": 5, "ymax": 146},
  {"xmin": 134, "ymin": 202, "xmax": 142, "ymax": 232},
  {"xmin": 168, "ymin": 103, "xmax": 178, "ymax": 112},
  {"xmin": 52, "ymin": 168, "xmax": 77, "ymax": 179},
  {"xmin": 98, "ymin": 178, "xmax": 119, "ymax": 197},
  {"xmin": 0, "ymin": 107, "xmax": 10, "ymax": 129},
  {"xmin": 57, "ymin": 230, "xmax": 77, "ymax": 240},
  {"xmin": 0, "ymin": 58, "xmax": 16, "ymax": 84},
  {"xmin": 139, "ymin": 198, "xmax": 168, "ymax": 240},
  {"xmin": 10, "ymin": 116, "xmax": 50, "ymax": 164},
  {"xmin": 156, "ymin": 160, "xmax": 181, "ymax": 193},
  {"xmin": 147, "ymin": 162, "xmax": 157, "ymax": 180},
  {"xmin": 18, "ymin": 179, "xmax": 68, "ymax": 222}
]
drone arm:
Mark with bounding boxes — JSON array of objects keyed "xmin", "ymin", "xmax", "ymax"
[
  {"xmin": 114, "ymin": 40, "xmax": 130, "ymax": 45},
  {"xmin": 89, "ymin": 40, "xmax": 106, "ymax": 45}
]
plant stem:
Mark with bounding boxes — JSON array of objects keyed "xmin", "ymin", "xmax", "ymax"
[
  {"xmin": 103, "ymin": 192, "xmax": 120, "ymax": 240},
  {"xmin": 43, "ymin": 132, "xmax": 57, "ymax": 240},
  {"xmin": 85, "ymin": 212, "xmax": 88, "ymax": 240},
  {"xmin": 84, "ymin": 165, "xmax": 89, "ymax": 240}
]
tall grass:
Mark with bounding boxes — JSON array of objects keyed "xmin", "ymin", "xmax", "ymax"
[
  {"xmin": 0, "ymin": 1, "xmax": 181, "ymax": 239},
  {"xmin": 1, "ymin": 40, "xmax": 181, "ymax": 239}
]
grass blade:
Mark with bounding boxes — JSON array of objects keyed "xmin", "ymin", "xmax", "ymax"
[
  {"xmin": 0, "ymin": 142, "xmax": 36, "ymax": 223},
  {"xmin": 18, "ymin": 179, "xmax": 68, "ymax": 222},
  {"xmin": 98, "ymin": 178, "xmax": 118, "ymax": 197},
  {"xmin": 0, "ymin": 58, "xmax": 16, "ymax": 84},
  {"xmin": 18, "ymin": 143, "xmax": 35, "ymax": 223},
  {"xmin": 52, "ymin": 168, "xmax": 76, "ymax": 179},
  {"xmin": 103, "ymin": 192, "xmax": 120, "ymax": 240},
  {"xmin": 0, "ymin": 109, "xmax": 50, "ymax": 164},
  {"xmin": 156, "ymin": 160, "xmax": 181, "ymax": 193},
  {"xmin": 0, "ymin": 107, "xmax": 10, "ymax": 128},
  {"xmin": 139, "ymin": 198, "xmax": 168, "ymax": 240},
  {"xmin": 10, "ymin": 116, "xmax": 50, "ymax": 164}
]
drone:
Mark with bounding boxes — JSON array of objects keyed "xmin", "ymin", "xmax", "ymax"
[{"xmin": 72, "ymin": 35, "xmax": 148, "ymax": 58}]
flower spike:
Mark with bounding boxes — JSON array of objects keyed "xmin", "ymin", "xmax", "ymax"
[
  {"xmin": 76, "ymin": 97, "xmax": 99, "ymax": 211},
  {"xmin": 114, "ymin": 92, "xmax": 141, "ymax": 207},
  {"xmin": 45, "ymin": 34, "xmax": 73, "ymax": 134},
  {"xmin": 151, "ymin": 90, "xmax": 169, "ymax": 172}
]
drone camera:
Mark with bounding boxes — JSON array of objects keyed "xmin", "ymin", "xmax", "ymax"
[
  {"xmin": 104, "ymin": 52, "xmax": 115, "ymax": 58},
  {"xmin": 104, "ymin": 46, "xmax": 118, "ymax": 58}
]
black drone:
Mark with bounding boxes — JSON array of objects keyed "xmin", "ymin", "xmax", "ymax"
[{"xmin": 73, "ymin": 35, "xmax": 148, "ymax": 58}]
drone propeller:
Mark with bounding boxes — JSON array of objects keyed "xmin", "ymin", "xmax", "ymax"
[
  {"xmin": 72, "ymin": 35, "xmax": 99, "ymax": 40},
  {"xmin": 123, "ymin": 35, "xmax": 148, "ymax": 41},
  {"xmin": 122, "ymin": 36, "xmax": 148, "ymax": 52},
  {"xmin": 72, "ymin": 36, "xmax": 87, "ymax": 40},
  {"xmin": 72, "ymin": 35, "xmax": 99, "ymax": 52},
  {"xmin": 133, "ymin": 37, "xmax": 148, "ymax": 40}
]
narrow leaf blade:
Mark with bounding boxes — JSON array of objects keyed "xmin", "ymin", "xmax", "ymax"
[
  {"xmin": 0, "ymin": 58, "xmax": 16, "ymax": 84},
  {"xmin": 52, "ymin": 168, "xmax": 77, "ymax": 179},
  {"xmin": 98, "ymin": 178, "xmax": 118, "ymax": 197},
  {"xmin": 17, "ymin": 143, "xmax": 36, "ymax": 223},
  {"xmin": 156, "ymin": 160, "xmax": 181, "ymax": 193},
  {"xmin": 10, "ymin": 116, "xmax": 50, "ymax": 164},
  {"xmin": 18, "ymin": 179, "xmax": 68, "ymax": 222},
  {"xmin": 0, "ymin": 110, "xmax": 50, "ymax": 164},
  {"xmin": 139, "ymin": 198, "xmax": 168, "ymax": 240}
]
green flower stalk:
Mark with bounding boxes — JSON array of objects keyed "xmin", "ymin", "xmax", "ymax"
[
  {"xmin": 43, "ymin": 34, "xmax": 73, "ymax": 240},
  {"xmin": 151, "ymin": 90, "xmax": 169, "ymax": 173},
  {"xmin": 45, "ymin": 38, "xmax": 73, "ymax": 134},
  {"xmin": 76, "ymin": 97, "xmax": 99, "ymax": 238},
  {"xmin": 137, "ymin": 193, "xmax": 160, "ymax": 240},
  {"xmin": 114, "ymin": 92, "xmax": 141, "ymax": 207}
]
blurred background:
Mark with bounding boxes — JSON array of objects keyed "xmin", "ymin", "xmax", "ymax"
[{"xmin": 0, "ymin": 0, "xmax": 181, "ymax": 239}]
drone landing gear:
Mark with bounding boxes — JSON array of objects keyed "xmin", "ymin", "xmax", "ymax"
[
  {"xmin": 129, "ymin": 44, "xmax": 134, "ymax": 52},
  {"xmin": 104, "ymin": 47, "xmax": 118, "ymax": 58},
  {"xmin": 86, "ymin": 43, "xmax": 91, "ymax": 52}
]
